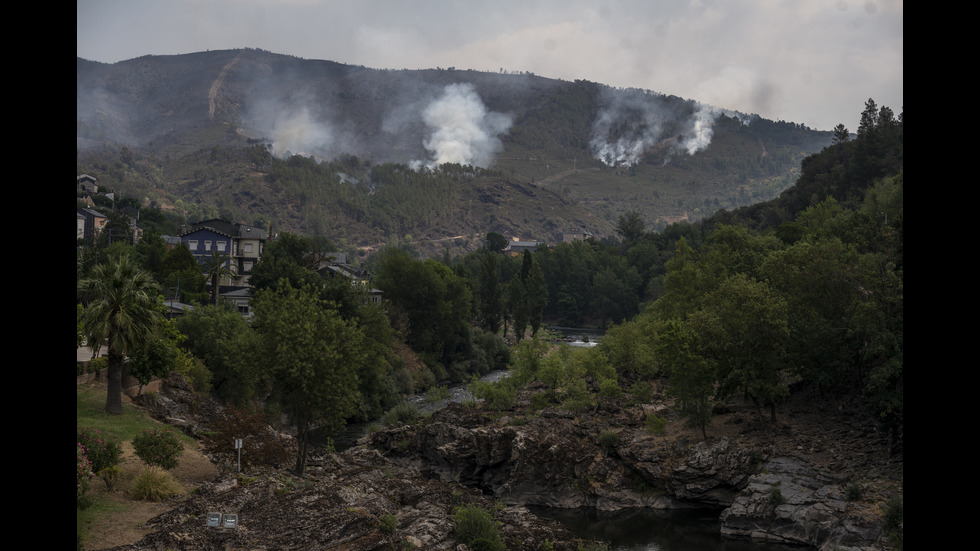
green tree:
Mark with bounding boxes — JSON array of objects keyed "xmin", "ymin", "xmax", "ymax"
[
  {"xmin": 504, "ymin": 274, "xmax": 527, "ymax": 341},
  {"xmin": 202, "ymin": 249, "xmax": 236, "ymax": 304},
  {"xmin": 161, "ymin": 242, "xmax": 198, "ymax": 276},
  {"xmin": 252, "ymin": 284, "xmax": 364, "ymax": 475},
  {"xmin": 128, "ymin": 337, "xmax": 178, "ymax": 396},
  {"xmin": 832, "ymin": 124, "xmax": 850, "ymax": 144},
  {"xmin": 477, "ymin": 251, "xmax": 503, "ymax": 334},
  {"xmin": 659, "ymin": 319, "xmax": 714, "ymax": 438},
  {"xmin": 599, "ymin": 316, "xmax": 657, "ymax": 381},
  {"xmin": 525, "ymin": 259, "xmax": 548, "ymax": 336},
  {"xmin": 485, "ymin": 232, "xmax": 508, "ymax": 253},
  {"xmin": 858, "ymin": 98, "xmax": 878, "ymax": 136},
  {"xmin": 374, "ymin": 249, "xmax": 472, "ymax": 373},
  {"xmin": 615, "ymin": 210, "xmax": 646, "ymax": 245},
  {"xmin": 247, "ymin": 231, "xmax": 329, "ymax": 294},
  {"xmin": 160, "ymin": 242, "xmax": 208, "ymax": 303},
  {"xmin": 133, "ymin": 229, "xmax": 168, "ymax": 279},
  {"xmin": 690, "ymin": 274, "xmax": 790, "ymax": 424},
  {"xmin": 175, "ymin": 303, "xmax": 262, "ymax": 405},
  {"xmin": 78, "ymin": 255, "xmax": 164, "ymax": 414}
]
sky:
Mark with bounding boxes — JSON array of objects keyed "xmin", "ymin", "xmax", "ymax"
[{"xmin": 77, "ymin": 0, "xmax": 902, "ymax": 133}]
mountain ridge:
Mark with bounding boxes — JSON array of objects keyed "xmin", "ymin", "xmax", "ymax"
[{"xmin": 77, "ymin": 48, "xmax": 834, "ymax": 257}]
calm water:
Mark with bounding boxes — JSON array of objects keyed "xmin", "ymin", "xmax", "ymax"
[{"xmin": 527, "ymin": 506, "xmax": 812, "ymax": 551}]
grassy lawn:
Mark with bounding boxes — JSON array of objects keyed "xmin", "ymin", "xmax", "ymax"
[{"xmin": 76, "ymin": 385, "xmax": 163, "ymax": 441}]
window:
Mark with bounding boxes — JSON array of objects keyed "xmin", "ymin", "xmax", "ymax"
[
  {"xmin": 244, "ymin": 242, "xmax": 254, "ymax": 254},
  {"xmin": 188, "ymin": 240, "xmax": 198, "ymax": 251},
  {"xmin": 204, "ymin": 240, "xmax": 212, "ymax": 251},
  {"xmin": 243, "ymin": 261, "xmax": 253, "ymax": 272},
  {"xmin": 217, "ymin": 241, "xmax": 227, "ymax": 252}
]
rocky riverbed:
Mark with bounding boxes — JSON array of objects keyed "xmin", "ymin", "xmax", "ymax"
[{"xmin": 108, "ymin": 373, "xmax": 902, "ymax": 550}]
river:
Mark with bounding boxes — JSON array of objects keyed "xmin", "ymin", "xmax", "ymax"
[{"xmin": 332, "ymin": 369, "xmax": 812, "ymax": 550}]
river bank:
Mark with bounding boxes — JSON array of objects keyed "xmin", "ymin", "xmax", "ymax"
[{"xmin": 109, "ymin": 369, "xmax": 902, "ymax": 550}]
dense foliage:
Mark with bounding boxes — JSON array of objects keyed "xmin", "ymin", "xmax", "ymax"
[
  {"xmin": 76, "ymin": 95, "xmax": 901, "ymax": 469},
  {"xmin": 468, "ymin": 100, "xmax": 902, "ymax": 451}
]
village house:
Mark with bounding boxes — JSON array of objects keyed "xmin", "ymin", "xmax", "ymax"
[{"xmin": 178, "ymin": 219, "xmax": 268, "ymax": 286}]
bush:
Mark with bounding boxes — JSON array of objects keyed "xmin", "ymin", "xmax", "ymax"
[
  {"xmin": 452, "ymin": 504, "xmax": 505, "ymax": 551},
  {"xmin": 77, "ymin": 443, "xmax": 94, "ymax": 507},
  {"xmin": 177, "ymin": 354, "xmax": 212, "ymax": 393},
  {"xmin": 77, "ymin": 426, "xmax": 124, "ymax": 473},
  {"xmin": 767, "ymin": 483, "xmax": 786, "ymax": 506},
  {"xmin": 469, "ymin": 379, "xmax": 516, "ymax": 410},
  {"xmin": 598, "ymin": 431, "xmax": 620, "ymax": 454},
  {"xmin": 132, "ymin": 428, "xmax": 184, "ymax": 469},
  {"xmin": 98, "ymin": 465, "xmax": 122, "ymax": 491},
  {"xmin": 86, "ymin": 356, "xmax": 109, "ymax": 375},
  {"xmin": 378, "ymin": 513, "xmax": 398, "ymax": 534},
  {"xmin": 202, "ymin": 407, "xmax": 293, "ymax": 470},
  {"xmin": 382, "ymin": 401, "xmax": 420, "ymax": 427},
  {"xmin": 884, "ymin": 496, "xmax": 903, "ymax": 532},
  {"xmin": 131, "ymin": 466, "xmax": 182, "ymax": 501},
  {"xmin": 644, "ymin": 415, "xmax": 667, "ymax": 437}
]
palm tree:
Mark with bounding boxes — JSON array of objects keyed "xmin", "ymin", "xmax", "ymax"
[
  {"xmin": 78, "ymin": 255, "xmax": 163, "ymax": 414},
  {"xmin": 202, "ymin": 250, "xmax": 237, "ymax": 305}
]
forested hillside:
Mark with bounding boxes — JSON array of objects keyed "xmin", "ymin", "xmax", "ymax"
[
  {"xmin": 78, "ymin": 98, "xmax": 902, "ymax": 517},
  {"xmin": 77, "ymin": 49, "xmax": 834, "ymax": 257}
]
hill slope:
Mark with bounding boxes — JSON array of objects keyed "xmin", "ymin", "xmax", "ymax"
[{"xmin": 77, "ymin": 48, "xmax": 833, "ymax": 255}]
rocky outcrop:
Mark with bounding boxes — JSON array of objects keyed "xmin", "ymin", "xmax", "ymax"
[
  {"xmin": 368, "ymin": 402, "xmax": 893, "ymax": 550},
  {"xmin": 110, "ymin": 375, "xmax": 899, "ymax": 550},
  {"xmin": 720, "ymin": 456, "xmax": 885, "ymax": 550},
  {"xmin": 105, "ymin": 446, "xmax": 584, "ymax": 551}
]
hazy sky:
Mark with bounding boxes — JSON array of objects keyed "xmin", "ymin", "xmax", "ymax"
[{"xmin": 77, "ymin": 0, "xmax": 902, "ymax": 132}]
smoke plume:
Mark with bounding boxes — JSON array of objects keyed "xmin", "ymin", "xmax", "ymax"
[
  {"xmin": 269, "ymin": 106, "xmax": 337, "ymax": 159},
  {"xmin": 589, "ymin": 88, "xmax": 722, "ymax": 166},
  {"xmin": 414, "ymin": 83, "xmax": 512, "ymax": 169}
]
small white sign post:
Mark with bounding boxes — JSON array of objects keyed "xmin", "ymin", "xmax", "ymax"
[{"xmin": 235, "ymin": 438, "xmax": 243, "ymax": 473}]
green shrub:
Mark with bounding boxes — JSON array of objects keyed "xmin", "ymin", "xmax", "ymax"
[
  {"xmin": 884, "ymin": 497, "xmax": 903, "ymax": 531},
  {"xmin": 77, "ymin": 443, "xmax": 94, "ymax": 507},
  {"xmin": 469, "ymin": 379, "xmax": 516, "ymax": 410},
  {"xmin": 426, "ymin": 385, "xmax": 451, "ymax": 403},
  {"xmin": 883, "ymin": 496, "xmax": 903, "ymax": 549},
  {"xmin": 453, "ymin": 504, "xmax": 505, "ymax": 551},
  {"xmin": 644, "ymin": 415, "xmax": 666, "ymax": 437},
  {"xmin": 378, "ymin": 513, "xmax": 398, "ymax": 534},
  {"xmin": 98, "ymin": 465, "xmax": 122, "ymax": 491},
  {"xmin": 845, "ymin": 483, "xmax": 863, "ymax": 501},
  {"xmin": 86, "ymin": 356, "xmax": 109, "ymax": 374},
  {"xmin": 382, "ymin": 401, "xmax": 420, "ymax": 427},
  {"xmin": 131, "ymin": 466, "xmax": 182, "ymax": 501},
  {"xmin": 178, "ymin": 355, "xmax": 212, "ymax": 393},
  {"xmin": 598, "ymin": 431, "xmax": 620, "ymax": 454},
  {"xmin": 767, "ymin": 483, "xmax": 786, "ymax": 506},
  {"xmin": 132, "ymin": 428, "xmax": 184, "ymax": 470},
  {"xmin": 77, "ymin": 426, "xmax": 124, "ymax": 473},
  {"xmin": 629, "ymin": 381, "xmax": 653, "ymax": 405}
]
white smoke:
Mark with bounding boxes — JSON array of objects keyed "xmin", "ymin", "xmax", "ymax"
[
  {"xmin": 414, "ymin": 83, "xmax": 512, "ymax": 169},
  {"xmin": 676, "ymin": 103, "xmax": 721, "ymax": 156},
  {"xmin": 589, "ymin": 89, "xmax": 722, "ymax": 166},
  {"xmin": 269, "ymin": 106, "xmax": 336, "ymax": 159}
]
